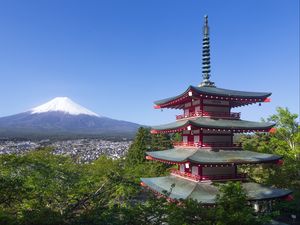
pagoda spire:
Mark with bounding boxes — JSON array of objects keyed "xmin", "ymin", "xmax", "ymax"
[{"xmin": 199, "ymin": 15, "xmax": 215, "ymax": 87}]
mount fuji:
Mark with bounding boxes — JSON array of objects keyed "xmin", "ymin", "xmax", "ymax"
[
  {"xmin": 0, "ymin": 97, "xmax": 141, "ymax": 139},
  {"xmin": 30, "ymin": 97, "xmax": 100, "ymax": 117}
]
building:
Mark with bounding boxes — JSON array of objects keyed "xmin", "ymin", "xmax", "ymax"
[{"xmin": 141, "ymin": 16, "xmax": 292, "ymax": 207}]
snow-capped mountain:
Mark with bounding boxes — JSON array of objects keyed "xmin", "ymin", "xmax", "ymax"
[
  {"xmin": 0, "ymin": 97, "xmax": 140, "ymax": 139},
  {"xmin": 30, "ymin": 97, "xmax": 100, "ymax": 117}
]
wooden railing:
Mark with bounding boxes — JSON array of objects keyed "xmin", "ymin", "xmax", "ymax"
[
  {"xmin": 176, "ymin": 111, "xmax": 202, "ymax": 120},
  {"xmin": 176, "ymin": 110, "xmax": 240, "ymax": 120},
  {"xmin": 173, "ymin": 142, "xmax": 200, "ymax": 147},
  {"xmin": 170, "ymin": 168, "xmax": 247, "ymax": 181},
  {"xmin": 173, "ymin": 142, "xmax": 241, "ymax": 148},
  {"xmin": 170, "ymin": 169, "xmax": 201, "ymax": 181}
]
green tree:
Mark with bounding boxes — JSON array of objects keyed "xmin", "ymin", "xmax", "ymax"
[
  {"xmin": 171, "ymin": 133, "xmax": 182, "ymax": 143},
  {"xmin": 0, "ymin": 148, "xmax": 144, "ymax": 225},
  {"xmin": 166, "ymin": 199, "xmax": 214, "ymax": 225},
  {"xmin": 125, "ymin": 127, "xmax": 170, "ymax": 178},
  {"xmin": 0, "ymin": 145, "xmax": 283, "ymax": 225},
  {"xmin": 151, "ymin": 133, "xmax": 173, "ymax": 151},
  {"xmin": 125, "ymin": 127, "xmax": 151, "ymax": 166},
  {"xmin": 0, "ymin": 148, "xmax": 81, "ymax": 224},
  {"xmin": 215, "ymin": 182, "xmax": 268, "ymax": 225},
  {"xmin": 136, "ymin": 182, "xmax": 269, "ymax": 225},
  {"xmin": 240, "ymin": 107, "xmax": 300, "ymax": 187},
  {"xmin": 267, "ymin": 107, "xmax": 299, "ymax": 157},
  {"xmin": 240, "ymin": 107, "xmax": 300, "ymax": 220}
]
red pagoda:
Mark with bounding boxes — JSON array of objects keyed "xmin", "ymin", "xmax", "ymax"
[{"xmin": 141, "ymin": 16, "xmax": 292, "ymax": 207}]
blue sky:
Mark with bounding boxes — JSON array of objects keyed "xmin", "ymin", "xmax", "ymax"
[{"xmin": 0, "ymin": 0, "xmax": 299, "ymax": 125}]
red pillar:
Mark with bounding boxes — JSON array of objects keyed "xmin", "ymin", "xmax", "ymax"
[
  {"xmin": 200, "ymin": 129, "xmax": 203, "ymax": 147},
  {"xmin": 199, "ymin": 165, "xmax": 203, "ymax": 180},
  {"xmin": 200, "ymin": 99, "xmax": 204, "ymax": 115}
]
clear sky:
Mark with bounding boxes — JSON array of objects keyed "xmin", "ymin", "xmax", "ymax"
[{"xmin": 0, "ymin": 0, "xmax": 299, "ymax": 125}]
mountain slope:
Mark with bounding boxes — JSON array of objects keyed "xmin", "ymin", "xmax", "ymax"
[
  {"xmin": 30, "ymin": 97, "xmax": 100, "ymax": 117},
  {"xmin": 0, "ymin": 97, "xmax": 140, "ymax": 139}
]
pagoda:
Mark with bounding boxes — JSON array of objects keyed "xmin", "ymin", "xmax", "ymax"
[{"xmin": 141, "ymin": 16, "xmax": 292, "ymax": 207}]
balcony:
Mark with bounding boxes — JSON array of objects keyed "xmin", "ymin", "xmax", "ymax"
[
  {"xmin": 173, "ymin": 142, "xmax": 241, "ymax": 148},
  {"xmin": 170, "ymin": 168, "xmax": 201, "ymax": 181},
  {"xmin": 176, "ymin": 110, "xmax": 240, "ymax": 120},
  {"xmin": 170, "ymin": 168, "xmax": 247, "ymax": 181},
  {"xmin": 173, "ymin": 141, "xmax": 200, "ymax": 148}
]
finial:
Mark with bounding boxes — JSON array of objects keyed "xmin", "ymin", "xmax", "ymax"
[
  {"xmin": 199, "ymin": 15, "xmax": 215, "ymax": 88},
  {"xmin": 203, "ymin": 15, "xmax": 209, "ymax": 36}
]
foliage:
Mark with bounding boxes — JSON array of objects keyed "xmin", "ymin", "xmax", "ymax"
[
  {"xmin": 166, "ymin": 199, "xmax": 214, "ymax": 225},
  {"xmin": 240, "ymin": 107, "xmax": 300, "ymax": 219},
  {"xmin": 215, "ymin": 182, "xmax": 268, "ymax": 225},
  {"xmin": 268, "ymin": 107, "xmax": 299, "ymax": 152},
  {"xmin": 273, "ymin": 190, "xmax": 300, "ymax": 220},
  {"xmin": 126, "ymin": 127, "xmax": 173, "ymax": 166},
  {"xmin": 171, "ymin": 133, "xmax": 182, "ymax": 143},
  {"xmin": 151, "ymin": 133, "xmax": 173, "ymax": 151},
  {"xmin": 131, "ymin": 182, "xmax": 268, "ymax": 225},
  {"xmin": 125, "ymin": 127, "xmax": 171, "ymax": 180},
  {"xmin": 240, "ymin": 107, "xmax": 300, "ymax": 186},
  {"xmin": 1, "ymin": 146, "xmax": 274, "ymax": 225},
  {"xmin": 1, "ymin": 107, "xmax": 299, "ymax": 224},
  {"xmin": 0, "ymin": 148, "xmax": 82, "ymax": 222},
  {"xmin": 125, "ymin": 127, "xmax": 151, "ymax": 166},
  {"xmin": 0, "ymin": 145, "xmax": 169, "ymax": 225}
]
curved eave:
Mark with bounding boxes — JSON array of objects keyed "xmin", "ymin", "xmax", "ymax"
[
  {"xmin": 151, "ymin": 118, "xmax": 275, "ymax": 134},
  {"xmin": 141, "ymin": 176, "xmax": 292, "ymax": 204},
  {"xmin": 243, "ymin": 183, "xmax": 292, "ymax": 201},
  {"xmin": 154, "ymin": 86, "xmax": 192, "ymax": 109},
  {"xmin": 146, "ymin": 149, "xmax": 282, "ymax": 165},
  {"xmin": 146, "ymin": 155, "xmax": 187, "ymax": 164},
  {"xmin": 191, "ymin": 86, "xmax": 271, "ymax": 99},
  {"xmin": 153, "ymin": 86, "xmax": 272, "ymax": 109},
  {"xmin": 151, "ymin": 119, "xmax": 190, "ymax": 133},
  {"xmin": 188, "ymin": 150, "xmax": 282, "ymax": 165},
  {"xmin": 146, "ymin": 148, "xmax": 196, "ymax": 163}
]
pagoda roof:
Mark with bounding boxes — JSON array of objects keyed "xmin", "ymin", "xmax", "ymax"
[
  {"xmin": 151, "ymin": 117, "xmax": 274, "ymax": 133},
  {"xmin": 146, "ymin": 148, "xmax": 282, "ymax": 164},
  {"xmin": 154, "ymin": 86, "xmax": 271, "ymax": 108},
  {"xmin": 141, "ymin": 175, "xmax": 292, "ymax": 204}
]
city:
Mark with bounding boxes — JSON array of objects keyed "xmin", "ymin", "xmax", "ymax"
[{"xmin": 0, "ymin": 139, "xmax": 132, "ymax": 163}]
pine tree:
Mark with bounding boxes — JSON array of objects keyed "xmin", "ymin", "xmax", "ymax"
[
  {"xmin": 151, "ymin": 133, "xmax": 173, "ymax": 151},
  {"xmin": 125, "ymin": 127, "xmax": 151, "ymax": 166},
  {"xmin": 171, "ymin": 133, "xmax": 182, "ymax": 143}
]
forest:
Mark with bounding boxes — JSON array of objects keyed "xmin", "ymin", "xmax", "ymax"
[{"xmin": 0, "ymin": 107, "xmax": 299, "ymax": 225}]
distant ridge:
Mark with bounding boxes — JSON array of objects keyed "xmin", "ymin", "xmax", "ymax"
[{"xmin": 0, "ymin": 97, "xmax": 140, "ymax": 139}]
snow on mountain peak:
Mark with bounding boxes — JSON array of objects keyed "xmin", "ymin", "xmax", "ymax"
[{"xmin": 30, "ymin": 97, "xmax": 100, "ymax": 117}]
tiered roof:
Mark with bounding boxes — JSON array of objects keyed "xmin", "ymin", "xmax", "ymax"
[
  {"xmin": 151, "ymin": 117, "xmax": 274, "ymax": 134},
  {"xmin": 146, "ymin": 148, "xmax": 282, "ymax": 165},
  {"xmin": 141, "ymin": 176, "xmax": 292, "ymax": 204},
  {"xmin": 154, "ymin": 86, "xmax": 271, "ymax": 109}
]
